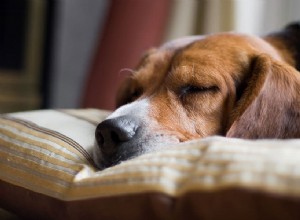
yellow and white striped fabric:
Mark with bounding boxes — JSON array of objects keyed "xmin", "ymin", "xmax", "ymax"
[{"xmin": 1, "ymin": 109, "xmax": 300, "ymax": 219}]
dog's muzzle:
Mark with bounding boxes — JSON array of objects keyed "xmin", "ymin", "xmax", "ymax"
[
  {"xmin": 93, "ymin": 100, "xmax": 180, "ymax": 169},
  {"xmin": 95, "ymin": 115, "xmax": 141, "ymax": 168}
]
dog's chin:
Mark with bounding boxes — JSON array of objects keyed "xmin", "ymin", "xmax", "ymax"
[{"xmin": 92, "ymin": 135, "xmax": 180, "ymax": 170}]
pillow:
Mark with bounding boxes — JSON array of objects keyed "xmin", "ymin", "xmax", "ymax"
[{"xmin": 1, "ymin": 109, "xmax": 300, "ymax": 219}]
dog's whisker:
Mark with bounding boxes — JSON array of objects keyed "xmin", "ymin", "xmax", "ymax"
[
  {"xmin": 119, "ymin": 68, "xmax": 136, "ymax": 76},
  {"xmin": 192, "ymin": 63, "xmax": 195, "ymax": 77}
]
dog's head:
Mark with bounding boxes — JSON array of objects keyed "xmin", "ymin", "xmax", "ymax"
[{"xmin": 93, "ymin": 32, "xmax": 300, "ymax": 169}]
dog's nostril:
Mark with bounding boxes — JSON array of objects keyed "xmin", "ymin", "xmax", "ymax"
[
  {"xmin": 95, "ymin": 129, "xmax": 105, "ymax": 146},
  {"xmin": 95, "ymin": 128, "xmax": 119, "ymax": 156},
  {"xmin": 110, "ymin": 131, "xmax": 121, "ymax": 143}
]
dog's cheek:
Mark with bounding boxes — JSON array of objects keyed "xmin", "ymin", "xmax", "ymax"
[{"xmin": 147, "ymin": 96, "xmax": 195, "ymax": 141}]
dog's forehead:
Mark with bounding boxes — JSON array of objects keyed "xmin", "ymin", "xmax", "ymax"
[
  {"xmin": 159, "ymin": 33, "xmax": 282, "ymax": 72},
  {"xmin": 134, "ymin": 34, "xmax": 245, "ymax": 79},
  {"xmin": 132, "ymin": 36, "xmax": 207, "ymax": 83},
  {"xmin": 143, "ymin": 33, "xmax": 256, "ymax": 68}
]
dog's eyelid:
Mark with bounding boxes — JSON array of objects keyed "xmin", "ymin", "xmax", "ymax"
[
  {"xmin": 178, "ymin": 84, "xmax": 219, "ymax": 100},
  {"xmin": 180, "ymin": 85, "xmax": 219, "ymax": 94}
]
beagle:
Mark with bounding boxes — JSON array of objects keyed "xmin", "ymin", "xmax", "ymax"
[{"xmin": 93, "ymin": 22, "xmax": 300, "ymax": 169}]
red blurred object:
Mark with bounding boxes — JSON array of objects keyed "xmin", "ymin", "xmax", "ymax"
[{"xmin": 82, "ymin": 0, "xmax": 172, "ymax": 110}]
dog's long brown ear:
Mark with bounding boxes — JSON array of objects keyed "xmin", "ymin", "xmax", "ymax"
[{"xmin": 226, "ymin": 54, "xmax": 300, "ymax": 139}]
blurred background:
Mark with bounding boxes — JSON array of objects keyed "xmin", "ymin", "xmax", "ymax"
[{"xmin": 0, "ymin": 0, "xmax": 299, "ymax": 113}]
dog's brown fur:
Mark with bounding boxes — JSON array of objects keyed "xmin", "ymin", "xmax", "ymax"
[{"xmin": 116, "ymin": 24, "xmax": 300, "ymax": 139}]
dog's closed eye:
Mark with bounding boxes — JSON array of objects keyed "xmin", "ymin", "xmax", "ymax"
[{"xmin": 179, "ymin": 85, "xmax": 219, "ymax": 99}]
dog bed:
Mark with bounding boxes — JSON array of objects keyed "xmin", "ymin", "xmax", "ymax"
[{"xmin": 1, "ymin": 109, "xmax": 300, "ymax": 220}]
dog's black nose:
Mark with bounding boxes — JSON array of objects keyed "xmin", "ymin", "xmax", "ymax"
[{"xmin": 95, "ymin": 116, "xmax": 140, "ymax": 162}]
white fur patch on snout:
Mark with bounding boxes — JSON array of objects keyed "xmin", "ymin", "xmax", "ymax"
[{"xmin": 107, "ymin": 99, "xmax": 150, "ymax": 121}]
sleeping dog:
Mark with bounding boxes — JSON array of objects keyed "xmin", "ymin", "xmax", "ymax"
[{"xmin": 93, "ymin": 23, "xmax": 300, "ymax": 169}]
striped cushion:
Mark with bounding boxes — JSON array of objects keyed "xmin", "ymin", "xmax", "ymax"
[{"xmin": 1, "ymin": 109, "xmax": 300, "ymax": 219}]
